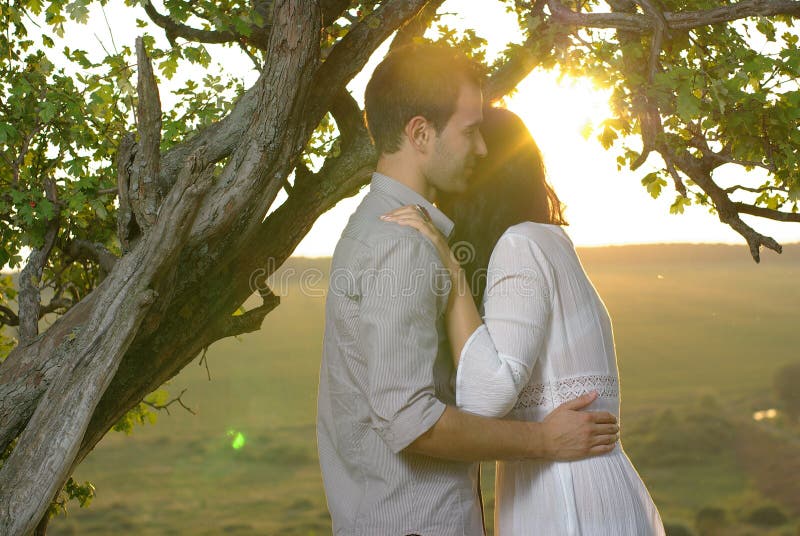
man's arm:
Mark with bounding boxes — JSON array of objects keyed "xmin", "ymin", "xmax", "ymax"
[
  {"xmin": 406, "ymin": 392, "xmax": 619, "ymax": 462},
  {"xmin": 356, "ymin": 231, "xmax": 451, "ymax": 454}
]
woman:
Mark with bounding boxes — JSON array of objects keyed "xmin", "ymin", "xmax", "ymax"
[{"xmin": 380, "ymin": 107, "xmax": 665, "ymax": 535}]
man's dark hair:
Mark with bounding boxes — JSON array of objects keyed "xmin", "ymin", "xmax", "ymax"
[{"xmin": 364, "ymin": 43, "xmax": 483, "ymax": 155}]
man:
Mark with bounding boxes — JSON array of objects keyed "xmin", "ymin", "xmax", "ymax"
[{"xmin": 316, "ymin": 43, "xmax": 618, "ymax": 536}]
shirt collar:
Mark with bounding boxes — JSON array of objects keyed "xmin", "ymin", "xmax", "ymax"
[{"xmin": 370, "ymin": 172, "xmax": 455, "ymax": 240}]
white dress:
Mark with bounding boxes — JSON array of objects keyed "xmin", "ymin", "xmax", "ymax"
[{"xmin": 456, "ymin": 221, "xmax": 665, "ymax": 536}]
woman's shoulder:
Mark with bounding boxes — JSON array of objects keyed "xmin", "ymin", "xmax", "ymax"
[
  {"xmin": 500, "ymin": 221, "xmax": 569, "ymax": 247},
  {"xmin": 492, "ymin": 221, "xmax": 576, "ymax": 272},
  {"xmin": 488, "ymin": 222, "xmax": 561, "ymax": 270}
]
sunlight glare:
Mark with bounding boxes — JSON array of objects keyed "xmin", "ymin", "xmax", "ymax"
[
  {"xmin": 504, "ymin": 70, "xmax": 614, "ymax": 151},
  {"xmin": 752, "ymin": 409, "xmax": 778, "ymax": 421},
  {"xmin": 227, "ymin": 429, "xmax": 247, "ymax": 450}
]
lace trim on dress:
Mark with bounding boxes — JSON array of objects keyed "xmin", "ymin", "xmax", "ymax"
[{"xmin": 514, "ymin": 374, "xmax": 618, "ymax": 409}]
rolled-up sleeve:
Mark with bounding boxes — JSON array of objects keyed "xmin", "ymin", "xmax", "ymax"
[
  {"xmin": 455, "ymin": 232, "xmax": 553, "ymax": 417},
  {"xmin": 356, "ymin": 233, "xmax": 448, "ymax": 453}
]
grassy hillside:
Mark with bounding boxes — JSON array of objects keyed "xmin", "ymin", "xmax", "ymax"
[{"xmin": 29, "ymin": 243, "xmax": 800, "ymax": 535}]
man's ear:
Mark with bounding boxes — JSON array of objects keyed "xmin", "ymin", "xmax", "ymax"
[{"xmin": 405, "ymin": 116, "xmax": 432, "ymax": 154}]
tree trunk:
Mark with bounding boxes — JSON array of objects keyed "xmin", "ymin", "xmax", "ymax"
[
  {"xmin": 0, "ymin": 149, "xmax": 215, "ymax": 534},
  {"xmin": 0, "ymin": 1, "xmax": 324, "ymax": 533}
]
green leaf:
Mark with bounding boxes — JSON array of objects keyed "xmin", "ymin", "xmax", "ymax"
[
  {"xmin": 676, "ymin": 92, "xmax": 702, "ymax": 121},
  {"xmin": 66, "ymin": 0, "xmax": 90, "ymax": 24},
  {"xmin": 669, "ymin": 196, "xmax": 692, "ymax": 215},
  {"xmin": 91, "ymin": 200, "xmax": 108, "ymax": 220},
  {"xmin": 28, "ymin": 0, "xmax": 43, "ymax": 14},
  {"xmin": 599, "ymin": 125, "xmax": 618, "ymax": 149},
  {"xmin": 38, "ymin": 198, "xmax": 56, "ymax": 220},
  {"xmin": 159, "ymin": 55, "xmax": 179, "ymax": 79},
  {"xmin": 0, "ymin": 123, "xmax": 19, "ymax": 144},
  {"xmin": 641, "ymin": 172, "xmax": 668, "ymax": 199},
  {"xmin": 765, "ymin": 195, "xmax": 782, "ymax": 210},
  {"xmin": 787, "ymin": 183, "xmax": 800, "ymax": 202},
  {"xmin": 38, "ymin": 101, "xmax": 58, "ymax": 123}
]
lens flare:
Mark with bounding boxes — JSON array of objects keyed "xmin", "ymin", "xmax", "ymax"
[
  {"xmin": 752, "ymin": 409, "xmax": 778, "ymax": 421},
  {"xmin": 226, "ymin": 429, "xmax": 246, "ymax": 450}
]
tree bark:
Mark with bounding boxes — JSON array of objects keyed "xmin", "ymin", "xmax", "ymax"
[
  {"xmin": 127, "ymin": 37, "xmax": 164, "ymax": 234},
  {"xmin": 0, "ymin": 146, "xmax": 215, "ymax": 534}
]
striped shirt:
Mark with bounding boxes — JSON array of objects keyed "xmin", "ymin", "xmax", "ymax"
[{"xmin": 317, "ymin": 172, "xmax": 485, "ymax": 535}]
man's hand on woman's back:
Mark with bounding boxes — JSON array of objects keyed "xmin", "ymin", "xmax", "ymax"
[{"xmin": 540, "ymin": 391, "xmax": 619, "ymax": 461}]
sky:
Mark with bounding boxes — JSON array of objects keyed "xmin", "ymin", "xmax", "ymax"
[{"xmin": 8, "ymin": 0, "xmax": 800, "ymax": 265}]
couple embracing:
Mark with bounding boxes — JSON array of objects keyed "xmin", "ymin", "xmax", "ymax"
[{"xmin": 316, "ymin": 43, "xmax": 665, "ymax": 536}]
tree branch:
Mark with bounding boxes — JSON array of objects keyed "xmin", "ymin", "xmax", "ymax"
[
  {"xmin": 639, "ymin": 0, "xmax": 666, "ymax": 84},
  {"xmin": 11, "ymin": 121, "xmax": 43, "ymax": 186},
  {"xmin": 711, "ymin": 145, "xmax": 778, "ymax": 173},
  {"xmin": 210, "ymin": 289, "xmax": 280, "ymax": 340},
  {"xmin": 143, "ymin": 0, "xmax": 350, "ymax": 51},
  {"xmin": 725, "ymin": 184, "xmax": 788, "ymax": 195},
  {"xmin": 116, "ymin": 133, "xmax": 139, "ymax": 253},
  {"xmin": 39, "ymin": 297, "xmax": 74, "ymax": 317},
  {"xmin": 142, "ymin": 388, "xmax": 196, "ymax": 416},
  {"xmin": 657, "ymin": 138, "xmax": 784, "ymax": 262},
  {"xmin": 486, "ymin": 36, "xmax": 541, "ymax": 101},
  {"xmin": 238, "ymin": 42, "xmax": 264, "ymax": 71},
  {"xmin": 321, "ymin": 0, "xmax": 352, "ymax": 27},
  {"xmin": 0, "ymin": 305, "xmax": 18, "ymax": 327},
  {"xmin": 252, "ymin": 127, "xmax": 376, "ymax": 286},
  {"xmin": 486, "ymin": 0, "xmax": 551, "ymax": 99},
  {"xmin": 129, "ymin": 37, "xmax": 163, "ymax": 233},
  {"xmin": 329, "ymin": 89, "xmax": 368, "ymax": 150},
  {"xmin": 310, "ymin": 0, "xmax": 431, "ymax": 120},
  {"xmin": 669, "ymin": 0, "xmax": 800, "ymax": 28},
  {"xmin": 150, "ymin": 2, "xmax": 370, "ymax": 200},
  {"xmin": 390, "ymin": 0, "xmax": 445, "ymax": 50},
  {"xmin": 732, "ymin": 203, "xmax": 800, "ymax": 222},
  {"xmin": 67, "ymin": 239, "xmax": 119, "ymax": 275},
  {"xmin": 17, "ymin": 178, "xmax": 60, "ymax": 345},
  {"xmin": 0, "ymin": 297, "xmax": 74, "ymax": 328},
  {"xmin": 142, "ymin": 0, "xmax": 241, "ymax": 48},
  {"xmin": 292, "ymin": 160, "xmax": 315, "ymax": 193},
  {"xmin": 664, "ymin": 156, "xmax": 687, "ymax": 197},
  {"xmin": 547, "ymin": 0, "xmax": 800, "ymax": 32}
]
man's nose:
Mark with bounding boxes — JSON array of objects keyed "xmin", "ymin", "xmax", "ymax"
[{"xmin": 474, "ymin": 131, "xmax": 488, "ymax": 157}]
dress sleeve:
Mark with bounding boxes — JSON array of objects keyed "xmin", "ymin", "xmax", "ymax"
[
  {"xmin": 455, "ymin": 232, "xmax": 554, "ymax": 417},
  {"xmin": 356, "ymin": 232, "xmax": 449, "ymax": 453}
]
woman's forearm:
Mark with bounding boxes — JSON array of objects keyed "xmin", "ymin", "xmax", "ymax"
[
  {"xmin": 422, "ymin": 233, "xmax": 483, "ymax": 368},
  {"xmin": 445, "ymin": 263, "xmax": 483, "ymax": 367}
]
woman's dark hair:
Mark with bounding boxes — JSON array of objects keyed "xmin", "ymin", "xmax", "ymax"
[
  {"xmin": 364, "ymin": 43, "xmax": 483, "ymax": 155},
  {"xmin": 438, "ymin": 106, "xmax": 567, "ymax": 307}
]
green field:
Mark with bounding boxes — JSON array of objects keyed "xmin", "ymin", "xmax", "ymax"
[{"xmin": 45, "ymin": 244, "xmax": 800, "ymax": 535}]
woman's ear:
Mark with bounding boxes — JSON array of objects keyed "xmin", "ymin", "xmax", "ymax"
[{"xmin": 405, "ymin": 115, "xmax": 432, "ymax": 154}]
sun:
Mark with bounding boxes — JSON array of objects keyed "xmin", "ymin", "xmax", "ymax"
[
  {"xmin": 501, "ymin": 70, "xmax": 636, "ymax": 246},
  {"xmin": 503, "ymin": 69, "xmax": 614, "ymax": 161}
]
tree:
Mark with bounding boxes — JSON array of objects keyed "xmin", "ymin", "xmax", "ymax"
[{"xmin": 0, "ymin": 0, "xmax": 798, "ymax": 533}]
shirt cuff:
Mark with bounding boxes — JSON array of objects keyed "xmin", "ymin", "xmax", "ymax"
[
  {"xmin": 455, "ymin": 324, "xmax": 490, "ymax": 408},
  {"xmin": 375, "ymin": 397, "xmax": 447, "ymax": 454}
]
